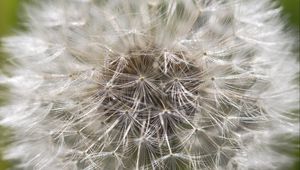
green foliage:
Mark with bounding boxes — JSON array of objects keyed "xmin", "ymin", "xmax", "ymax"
[
  {"xmin": 280, "ymin": 0, "xmax": 300, "ymax": 27},
  {"xmin": 0, "ymin": 0, "xmax": 19, "ymax": 36},
  {"xmin": 0, "ymin": 1, "xmax": 20, "ymax": 169},
  {"xmin": 0, "ymin": 127, "xmax": 12, "ymax": 170},
  {"xmin": 278, "ymin": 1, "xmax": 300, "ymax": 170},
  {"xmin": 0, "ymin": 0, "xmax": 20, "ymax": 67}
]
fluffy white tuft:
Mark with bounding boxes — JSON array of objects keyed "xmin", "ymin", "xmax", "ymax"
[{"xmin": 0, "ymin": 0, "xmax": 299, "ymax": 170}]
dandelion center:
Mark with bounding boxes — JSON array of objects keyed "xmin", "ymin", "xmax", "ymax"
[{"xmin": 99, "ymin": 48, "xmax": 202, "ymax": 132}]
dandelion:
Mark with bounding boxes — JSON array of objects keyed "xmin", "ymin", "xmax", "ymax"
[{"xmin": 0, "ymin": 0, "xmax": 299, "ymax": 169}]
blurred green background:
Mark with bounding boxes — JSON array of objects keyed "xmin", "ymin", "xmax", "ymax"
[{"xmin": 0, "ymin": 0, "xmax": 299, "ymax": 169}]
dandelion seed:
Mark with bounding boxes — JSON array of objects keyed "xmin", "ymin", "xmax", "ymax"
[{"xmin": 0, "ymin": 0, "xmax": 299, "ymax": 170}]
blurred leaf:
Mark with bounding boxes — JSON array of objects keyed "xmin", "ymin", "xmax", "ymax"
[
  {"xmin": 280, "ymin": 0, "xmax": 300, "ymax": 28},
  {"xmin": 0, "ymin": 1, "xmax": 20, "ymax": 169},
  {"xmin": 0, "ymin": 0, "xmax": 19, "ymax": 36}
]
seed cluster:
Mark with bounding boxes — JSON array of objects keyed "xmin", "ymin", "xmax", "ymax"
[
  {"xmin": 73, "ymin": 47, "xmax": 244, "ymax": 169},
  {"xmin": 1, "ymin": 0, "xmax": 298, "ymax": 170},
  {"xmin": 102, "ymin": 48, "xmax": 203, "ymax": 118},
  {"xmin": 95, "ymin": 49, "xmax": 204, "ymax": 167}
]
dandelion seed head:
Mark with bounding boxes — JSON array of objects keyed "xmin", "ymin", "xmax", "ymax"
[{"xmin": 0, "ymin": 0, "xmax": 299, "ymax": 170}]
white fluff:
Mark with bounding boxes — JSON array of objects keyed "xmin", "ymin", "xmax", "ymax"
[{"xmin": 0, "ymin": 0, "xmax": 299, "ymax": 170}]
